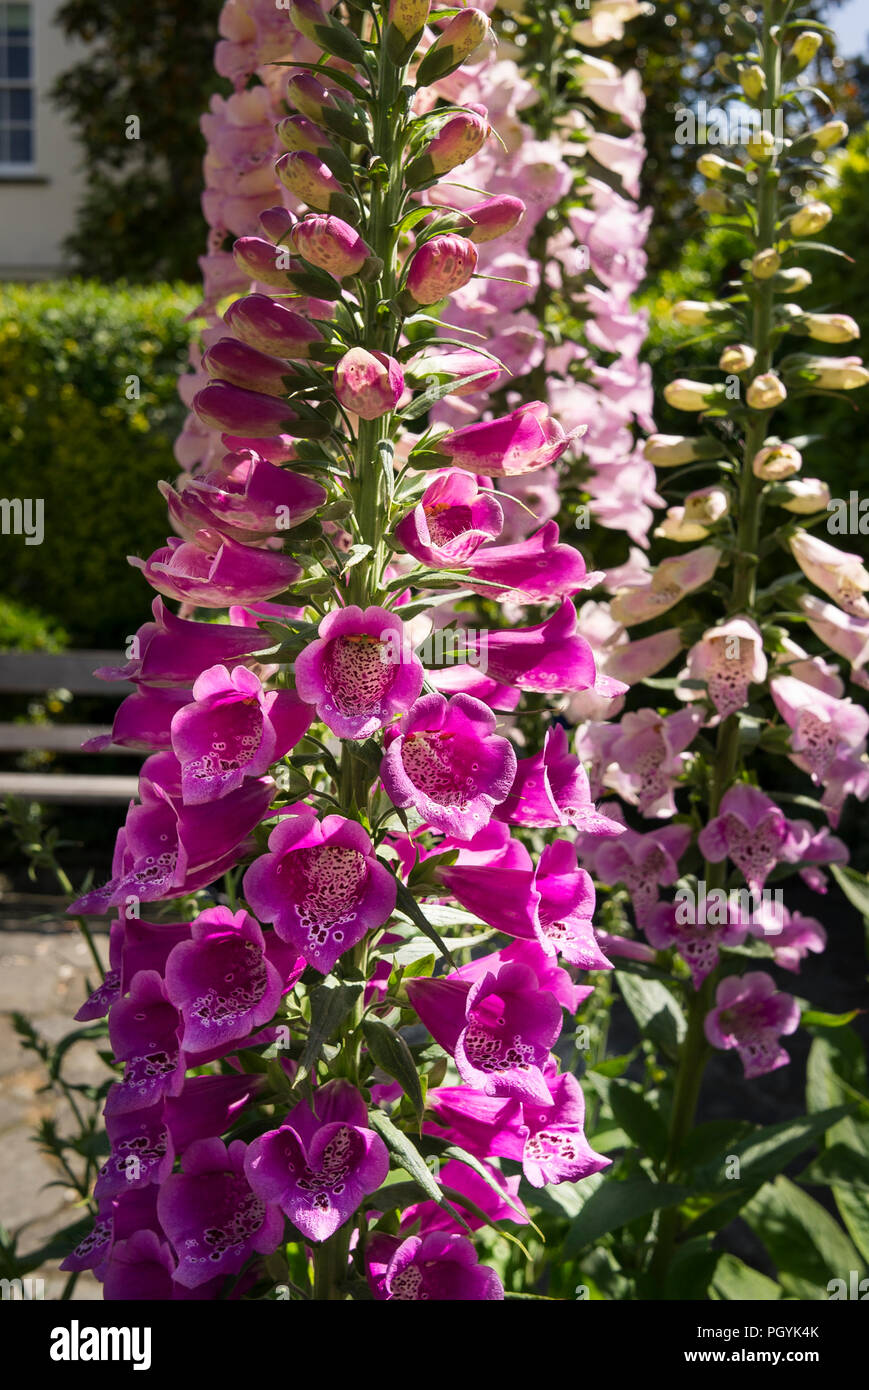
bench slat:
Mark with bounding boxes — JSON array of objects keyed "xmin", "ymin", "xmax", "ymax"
[
  {"xmin": 0, "ymin": 723, "xmax": 141, "ymax": 753},
  {"xmin": 0, "ymin": 651, "xmax": 133, "ymax": 696},
  {"xmin": 0, "ymin": 772, "xmax": 140, "ymax": 802}
]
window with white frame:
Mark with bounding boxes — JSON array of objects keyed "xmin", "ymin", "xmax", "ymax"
[{"xmin": 0, "ymin": 3, "xmax": 34, "ymax": 169}]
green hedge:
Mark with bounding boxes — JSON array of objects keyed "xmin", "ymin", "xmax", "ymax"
[
  {"xmin": 639, "ymin": 125, "xmax": 869, "ymax": 504},
  {"xmin": 0, "ymin": 280, "xmax": 199, "ymax": 648}
]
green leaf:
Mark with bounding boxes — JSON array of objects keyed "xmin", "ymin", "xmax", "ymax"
[
  {"xmin": 393, "ymin": 880, "xmax": 458, "ymax": 968},
  {"xmin": 662, "ymin": 1236, "xmax": 721, "ymax": 1301},
  {"xmin": 710, "ymin": 1254, "xmax": 783, "ymax": 1301},
  {"xmin": 297, "ymin": 981, "xmax": 363, "ymax": 1084},
  {"xmin": 564, "ymin": 1178, "xmax": 692, "ymax": 1258},
  {"xmin": 802, "ymin": 1008, "xmax": 860, "ymax": 1028},
  {"xmin": 362, "ymin": 1019, "xmax": 424, "ymax": 1127},
  {"xmin": 399, "ymin": 370, "xmax": 495, "ymax": 421},
  {"xmin": 742, "ymin": 1177, "xmax": 865, "ymax": 1299},
  {"xmin": 802, "ymin": 1142, "xmax": 869, "ymax": 1195},
  {"xmin": 607, "ymin": 1081, "xmax": 669, "ymax": 1163},
  {"xmin": 688, "ymin": 1106, "xmax": 852, "ymax": 1193},
  {"xmin": 441, "ymin": 1142, "xmax": 538, "ymax": 1234},
  {"xmin": 367, "ymin": 1110, "xmax": 470, "ymax": 1232},
  {"xmin": 615, "ymin": 971, "xmax": 686, "ymax": 1060},
  {"xmin": 831, "ymin": 864, "xmax": 869, "ymax": 926}
]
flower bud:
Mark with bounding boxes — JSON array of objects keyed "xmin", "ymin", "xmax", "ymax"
[
  {"xmin": 672, "ymin": 299, "xmax": 730, "ymax": 327},
  {"xmin": 415, "ymin": 9, "xmax": 491, "ymax": 87},
  {"xmin": 775, "ymin": 477, "xmax": 832, "ymax": 513},
  {"xmin": 288, "ymin": 0, "xmax": 367, "ymax": 62},
  {"xmin": 770, "ymin": 266, "xmax": 813, "ymax": 294},
  {"xmin": 233, "ymin": 235, "xmax": 296, "ymax": 289},
  {"xmin": 746, "ymin": 372, "xmax": 787, "ymax": 409},
  {"xmin": 202, "ymin": 338, "xmax": 293, "ymax": 395},
  {"xmin": 697, "ymin": 153, "xmax": 727, "ymax": 180},
  {"xmin": 291, "ymin": 214, "xmax": 373, "ymax": 277},
  {"xmin": 787, "ymin": 201, "xmax": 833, "ymax": 237},
  {"xmin": 656, "ymin": 507, "xmax": 711, "ymax": 543},
  {"xmin": 275, "ymin": 151, "xmax": 358, "ymax": 223},
  {"xmin": 386, "ymin": 0, "xmax": 432, "ymax": 64},
  {"xmin": 696, "ymin": 188, "xmax": 734, "ymax": 213},
  {"xmin": 714, "ymin": 52, "xmax": 739, "ymax": 82},
  {"xmin": 791, "ymin": 120, "xmax": 848, "ymax": 156},
  {"xmin": 663, "ymin": 379, "xmax": 724, "ymax": 412},
  {"xmin": 684, "ymin": 486, "xmax": 730, "ymax": 526},
  {"xmin": 458, "ymin": 195, "xmax": 525, "ymax": 244},
  {"xmin": 643, "ymin": 434, "xmax": 723, "ymax": 466},
  {"xmin": 780, "ymin": 353, "xmax": 869, "ymax": 390},
  {"xmin": 195, "ymin": 380, "xmax": 300, "ymax": 437},
  {"xmin": 750, "ymin": 248, "xmax": 781, "ymax": 279},
  {"xmin": 406, "ymin": 348, "xmax": 503, "ymax": 396},
  {"xmin": 719, "ymin": 343, "xmax": 756, "ymax": 373},
  {"xmin": 275, "ymin": 115, "xmax": 355, "ymax": 184},
  {"xmin": 798, "ymin": 313, "xmax": 860, "ymax": 344},
  {"xmin": 738, "ymin": 63, "xmax": 766, "ymax": 101},
  {"xmin": 405, "ymin": 234, "xmax": 478, "ymax": 305},
  {"xmin": 405, "ymin": 110, "xmax": 489, "ymax": 186},
  {"xmin": 752, "ymin": 442, "xmax": 802, "ymax": 480},
  {"xmin": 258, "ymin": 206, "xmax": 295, "ymax": 244},
  {"xmin": 285, "ymin": 71, "xmax": 335, "ymax": 124},
  {"xmin": 784, "ymin": 31, "xmax": 823, "ymax": 77},
  {"xmin": 746, "ymin": 130, "xmax": 778, "ymax": 162},
  {"xmin": 334, "ymin": 348, "xmax": 405, "ymax": 420},
  {"xmin": 224, "ymin": 295, "xmax": 325, "ymax": 359}
]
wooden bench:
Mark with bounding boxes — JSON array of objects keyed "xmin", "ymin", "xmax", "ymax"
[{"xmin": 0, "ymin": 650, "xmax": 141, "ymax": 803}]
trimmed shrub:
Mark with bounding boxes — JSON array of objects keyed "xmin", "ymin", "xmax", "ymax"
[{"xmin": 0, "ymin": 280, "xmax": 198, "ymax": 647}]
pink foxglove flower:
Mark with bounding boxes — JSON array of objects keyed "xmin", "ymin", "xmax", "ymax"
[
  {"xmin": 698, "ymin": 784, "xmax": 794, "ymax": 893},
  {"xmin": 771, "ymin": 674, "xmax": 869, "ymax": 784},
  {"xmin": 405, "ymin": 234, "xmax": 478, "ymax": 304},
  {"xmin": 94, "ymin": 597, "xmax": 271, "ymax": 689},
  {"xmin": 161, "ymin": 450, "xmax": 327, "ymax": 545},
  {"xmin": 333, "ymin": 347, "xmax": 404, "ymax": 419},
  {"xmin": 130, "ymin": 532, "xmax": 301, "ymax": 608},
  {"xmin": 104, "ymin": 970, "xmax": 185, "ymax": 1117},
  {"xmin": 380, "ymin": 691, "xmax": 517, "ymax": 839},
  {"xmin": 407, "ymin": 959, "xmax": 562, "ymax": 1104},
  {"xmin": 294, "ymin": 605, "xmax": 424, "ymax": 739},
  {"xmin": 685, "ymin": 616, "xmax": 768, "ymax": 720},
  {"xmin": 704, "ymin": 972, "xmax": 800, "ymax": 1079},
  {"xmin": 610, "ymin": 546, "xmax": 721, "ymax": 625},
  {"xmin": 494, "ymin": 722, "xmax": 624, "ymax": 834},
  {"xmin": 747, "ymin": 906, "xmax": 827, "ymax": 973},
  {"xmin": 170, "ymin": 664, "xmax": 312, "ymax": 804},
  {"xmin": 366, "ymin": 1231, "xmax": 504, "ymax": 1301},
  {"xmin": 464, "ymin": 600, "xmax": 603, "ymax": 694},
  {"xmin": 799, "ymin": 594, "xmax": 869, "ymax": 691},
  {"xmin": 243, "ymin": 806, "xmax": 397, "ymax": 974},
  {"xmin": 244, "ymin": 1080, "xmax": 389, "ymax": 1242},
  {"xmin": 587, "ymin": 820, "xmax": 692, "ymax": 927},
  {"xmin": 434, "ymin": 402, "xmax": 575, "ymax": 477},
  {"xmin": 603, "ymin": 708, "xmax": 705, "ymax": 817},
  {"xmin": 157, "ymin": 1137, "xmax": 283, "ymax": 1289},
  {"xmin": 644, "ymin": 901, "xmax": 749, "ymax": 989},
  {"xmin": 395, "ymin": 471, "xmax": 504, "ymax": 567},
  {"xmin": 789, "ymin": 531, "xmax": 869, "ymax": 619}
]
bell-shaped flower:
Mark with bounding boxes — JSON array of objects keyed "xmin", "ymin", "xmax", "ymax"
[
  {"xmin": 157, "ymin": 1137, "xmax": 283, "ymax": 1289},
  {"xmin": 295, "ymin": 604, "xmax": 424, "ymax": 739},
  {"xmin": 747, "ymin": 906, "xmax": 827, "ymax": 973},
  {"xmin": 644, "ymin": 900, "xmax": 749, "ymax": 989},
  {"xmin": 165, "ymin": 1074, "xmax": 266, "ymax": 1154},
  {"xmin": 494, "ymin": 723, "xmax": 625, "ymax": 834},
  {"xmin": 464, "ymin": 522, "xmax": 597, "ymax": 604},
  {"xmin": 698, "ymin": 784, "xmax": 795, "ymax": 892},
  {"xmin": 95, "ymin": 1106, "xmax": 174, "ymax": 1202},
  {"xmin": 366, "ymin": 1231, "xmax": 504, "ymax": 1300},
  {"xmin": 704, "ymin": 971, "xmax": 800, "ymax": 1079},
  {"xmin": 780, "ymin": 818, "xmax": 848, "ymax": 893},
  {"xmin": 170, "ymin": 663, "xmax": 312, "ymax": 803},
  {"xmin": 94, "ymin": 597, "xmax": 271, "ymax": 690},
  {"xmin": 610, "ymin": 546, "xmax": 720, "ymax": 625},
  {"xmin": 790, "ymin": 531, "xmax": 869, "ymax": 619},
  {"xmin": 587, "ymin": 820, "xmax": 692, "ymax": 928},
  {"xmin": 244, "ymin": 1080, "xmax": 389, "ymax": 1243},
  {"xmin": 771, "ymin": 674, "xmax": 869, "ymax": 785},
  {"xmin": 164, "ymin": 907, "xmax": 297, "ymax": 1055},
  {"xmin": 407, "ymin": 959, "xmax": 562, "ymax": 1104},
  {"xmin": 243, "ymin": 806, "xmax": 397, "ymax": 974},
  {"xmin": 104, "ymin": 970, "xmax": 185, "ymax": 1117},
  {"xmin": 465, "ymin": 600, "xmax": 603, "ymax": 694},
  {"xmin": 130, "ymin": 531, "xmax": 301, "ymax": 608},
  {"xmin": 161, "ymin": 450, "xmax": 327, "ymax": 545},
  {"xmin": 82, "ymin": 686, "xmax": 193, "ymax": 754},
  {"xmin": 395, "ymin": 471, "xmax": 504, "ymax": 567},
  {"xmin": 603, "ymin": 708, "xmax": 704, "ymax": 817},
  {"xmin": 800, "ymin": 595, "xmax": 869, "ymax": 691},
  {"xmin": 380, "ymin": 692, "xmax": 516, "ymax": 839},
  {"xmin": 398, "ymin": 1157, "xmax": 527, "ymax": 1235},
  {"xmin": 434, "ymin": 402, "xmax": 577, "ymax": 477},
  {"xmin": 686, "ymin": 616, "xmax": 768, "ymax": 720}
]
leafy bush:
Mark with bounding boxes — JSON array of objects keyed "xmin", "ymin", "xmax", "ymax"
[
  {"xmin": 0, "ymin": 596, "xmax": 68, "ymax": 652},
  {"xmin": 0, "ymin": 280, "xmax": 198, "ymax": 647}
]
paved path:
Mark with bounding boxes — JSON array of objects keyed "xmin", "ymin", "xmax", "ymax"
[{"xmin": 0, "ymin": 913, "xmax": 107, "ymax": 1300}]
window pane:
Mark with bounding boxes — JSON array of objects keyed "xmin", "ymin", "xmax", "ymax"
[
  {"xmin": 7, "ymin": 6, "xmax": 31, "ymax": 38},
  {"xmin": 0, "ymin": 90, "xmax": 7, "ymax": 121},
  {"xmin": 9, "ymin": 125, "xmax": 31, "ymax": 161},
  {"xmin": 7, "ymin": 43, "xmax": 29, "ymax": 78},
  {"xmin": 9, "ymin": 86, "xmax": 29, "ymax": 119},
  {"xmin": 0, "ymin": 48, "xmax": 7, "ymax": 81},
  {"xmin": 0, "ymin": 128, "xmax": 9, "ymax": 163}
]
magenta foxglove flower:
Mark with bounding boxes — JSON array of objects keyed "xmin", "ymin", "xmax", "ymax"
[
  {"xmin": 464, "ymin": 522, "xmax": 596, "ymax": 604},
  {"xmin": 119, "ymin": 914, "xmax": 192, "ymax": 992},
  {"xmin": 781, "ymin": 818, "xmax": 848, "ymax": 892},
  {"xmin": 699, "ymin": 784, "xmax": 798, "ymax": 893},
  {"xmin": 466, "ymin": 601, "xmax": 601, "ymax": 694},
  {"xmin": 161, "ymin": 450, "xmax": 327, "ymax": 545},
  {"xmin": 244, "ymin": 1080, "xmax": 389, "ymax": 1242},
  {"xmin": 130, "ymin": 532, "xmax": 301, "ymax": 608},
  {"xmin": 102, "ymin": 1229, "xmax": 177, "ymax": 1302},
  {"xmin": 427, "ymin": 1068, "xmax": 610, "ymax": 1189},
  {"xmin": 435, "ymin": 402, "xmax": 575, "ymax": 477},
  {"xmin": 604, "ymin": 707, "xmax": 704, "ymax": 817},
  {"xmin": 587, "ymin": 820, "xmax": 692, "ymax": 928},
  {"xmin": 494, "ymin": 723, "xmax": 624, "ymax": 834},
  {"xmin": 686, "ymin": 616, "xmax": 768, "ymax": 720},
  {"xmin": 770, "ymin": 674, "xmax": 869, "ymax": 785},
  {"xmin": 157, "ymin": 1137, "xmax": 283, "ymax": 1289},
  {"xmin": 405, "ymin": 234, "xmax": 478, "ymax": 305},
  {"xmin": 164, "ymin": 907, "xmax": 293, "ymax": 1054},
  {"xmin": 380, "ymin": 692, "xmax": 516, "ymax": 839},
  {"xmin": 704, "ymin": 971, "xmax": 800, "ymax": 1079},
  {"xmin": 407, "ymin": 960, "xmax": 562, "ymax": 1104},
  {"xmin": 243, "ymin": 807, "xmax": 397, "ymax": 974},
  {"xmin": 94, "ymin": 597, "xmax": 271, "ymax": 689},
  {"xmin": 398, "ymin": 1157, "xmax": 527, "ymax": 1235},
  {"xmin": 104, "ymin": 970, "xmax": 185, "ymax": 1117},
  {"xmin": 95, "ymin": 1106, "xmax": 174, "ymax": 1202},
  {"xmin": 644, "ymin": 901, "xmax": 748, "ymax": 989},
  {"xmin": 82, "ymin": 685, "xmax": 192, "ymax": 754},
  {"xmin": 68, "ymin": 753, "xmax": 273, "ymax": 915},
  {"xmin": 395, "ymin": 471, "xmax": 504, "ymax": 567},
  {"xmin": 366, "ymin": 1231, "xmax": 504, "ymax": 1301},
  {"xmin": 333, "ymin": 347, "xmax": 404, "ymax": 420},
  {"xmin": 294, "ymin": 604, "xmax": 424, "ymax": 739},
  {"xmin": 165, "ymin": 1074, "xmax": 266, "ymax": 1154},
  {"xmin": 170, "ymin": 663, "xmax": 312, "ymax": 803},
  {"xmin": 747, "ymin": 907, "xmax": 827, "ymax": 973}
]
